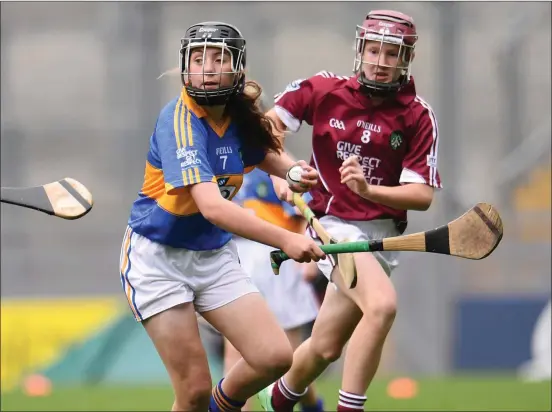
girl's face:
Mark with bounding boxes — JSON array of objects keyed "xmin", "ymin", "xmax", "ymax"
[
  {"xmin": 361, "ymin": 40, "xmax": 405, "ymax": 83},
  {"xmin": 186, "ymin": 46, "xmax": 236, "ymax": 89}
]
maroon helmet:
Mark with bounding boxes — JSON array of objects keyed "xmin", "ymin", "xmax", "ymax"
[{"xmin": 354, "ymin": 10, "xmax": 418, "ymax": 95}]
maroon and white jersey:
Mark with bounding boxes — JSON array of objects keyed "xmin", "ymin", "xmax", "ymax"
[{"xmin": 274, "ymin": 71, "xmax": 442, "ymax": 226}]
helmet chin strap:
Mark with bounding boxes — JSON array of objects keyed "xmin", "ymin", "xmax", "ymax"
[
  {"xmin": 185, "ymin": 83, "xmax": 242, "ymax": 106},
  {"xmin": 358, "ymin": 80, "xmax": 399, "ymax": 99},
  {"xmin": 357, "ymin": 62, "xmax": 406, "ymax": 98}
]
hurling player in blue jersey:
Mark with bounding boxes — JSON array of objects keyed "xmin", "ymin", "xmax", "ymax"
[{"xmin": 119, "ymin": 21, "xmax": 325, "ymax": 412}]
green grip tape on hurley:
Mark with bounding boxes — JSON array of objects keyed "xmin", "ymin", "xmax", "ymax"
[{"xmin": 270, "ymin": 241, "xmax": 373, "ymax": 273}]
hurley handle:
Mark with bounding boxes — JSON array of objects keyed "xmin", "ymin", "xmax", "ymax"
[{"xmin": 270, "ymin": 241, "xmax": 372, "ymax": 274}]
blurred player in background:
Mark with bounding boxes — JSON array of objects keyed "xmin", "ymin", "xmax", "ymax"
[
  {"xmin": 119, "ymin": 21, "xmax": 325, "ymax": 412},
  {"xmin": 258, "ymin": 10, "xmax": 442, "ymax": 411},
  {"xmin": 224, "ymin": 166, "xmax": 324, "ymax": 412},
  {"xmin": 519, "ymin": 299, "xmax": 551, "ymax": 381}
]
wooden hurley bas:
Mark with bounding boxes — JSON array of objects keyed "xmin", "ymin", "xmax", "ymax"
[
  {"xmin": 270, "ymin": 202, "xmax": 504, "ymax": 274},
  {"xmin": 1, "ymin": 178, "xmax": 94, "ymax": 220}
]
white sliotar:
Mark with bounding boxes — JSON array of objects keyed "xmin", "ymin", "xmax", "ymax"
[{"xmin": 286, "ymin": 165, "xmax": 303, "ymax": 186}]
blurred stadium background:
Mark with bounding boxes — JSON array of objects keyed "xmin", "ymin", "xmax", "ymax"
[{"xmin": 1, "ymin": 1, "xmax": 550, "ymax": 410}]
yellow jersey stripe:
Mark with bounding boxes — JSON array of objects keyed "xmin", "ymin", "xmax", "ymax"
[
  {"xmin": 173, "ymin": 97, "xmax": 182, "ymax": 150},
  {"xmin": 186, "ymin": 105, "xmax": 194, "ymax": 146},
  {"xmin": 180, "ymin": 101, "xmax": 191, "ymax": 147},
  {"xmin": 193, "ymin": 167, "xmax": 200, "ymax": 183},
  {"xmin": 187, "ymin": 168, "xmax": 194, "ymax": 185}
]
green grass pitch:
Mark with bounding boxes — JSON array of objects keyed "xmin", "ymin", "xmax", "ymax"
[{"xmin": 1, "ymin": 375, "xmax": 550, "ymax": 411}]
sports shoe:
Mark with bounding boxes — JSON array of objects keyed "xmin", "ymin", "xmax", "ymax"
[{"xmin": 257, "ymin": 382, "xmax": 275, "ymax": 411}]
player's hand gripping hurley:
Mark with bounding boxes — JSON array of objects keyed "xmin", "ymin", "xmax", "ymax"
[
  {"xmin": 1, "ymin": 178, "xmax": 94, "ymax": 220},
  {"xmin": 271, "ymin": 202, "xmax": 504, "ymax": 279},
  {"xmin": 291, "ymin": 193, "xmax": 359, "ymax": 288}
]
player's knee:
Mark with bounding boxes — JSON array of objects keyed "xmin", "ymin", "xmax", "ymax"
[
  {"xmin": 310, "ymin": 334, "xmax": 344, "ymax": 363},
  {"xmin": 250, "ymin": 342, "xmax": 293, "ymax": 378},
  {"xmin": 266, "ymin": 344, "xmax": 294, "ymax": 377},
  {"xmin": 174, "ymin": 387, "xmax": 211, "ymax": 411},
  {"xmin": 364, "ymin": 292, "xmax": 397, "ymax": 331},
  {"xmin": 173, "ymin": 375, "xmax": 212, "ymax": 410}
]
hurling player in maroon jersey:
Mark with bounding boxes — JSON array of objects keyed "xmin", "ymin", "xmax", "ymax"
[{"xmin": 258, "ymin": 10, "xmax": 442, "ymax": 412}]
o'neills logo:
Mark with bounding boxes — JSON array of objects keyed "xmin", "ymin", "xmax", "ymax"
[{"xmin": 356, "ymin": 120, "xmax": 381, "ymax": 133}]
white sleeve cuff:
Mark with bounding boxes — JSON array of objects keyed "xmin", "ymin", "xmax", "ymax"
[
  {"xmin": 399, "ymin": 168, "xmax": 426, "ymax": 184},
  {"xmin": 274, "ymin": 105, "xmax": 301, "ymax": 133},
  {"xmin": 399, "ymin": 168, "xmax": 443, "ymax": 189}
]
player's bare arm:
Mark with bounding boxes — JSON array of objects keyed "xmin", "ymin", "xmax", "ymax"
[
  {"xmin": 358, "ymin": 182, "xmax": 433, "ymax": 211},
  {"xmin": 258, "ymin": 150, "xmax": 295, "ymax": 177},
  {"xmin": 265, "ymin": 108, "xmax": 288, "ymax": 143},
  {"xmin": 263, "ymin": 108, "xmax": 308, "ymax": 203},
  {"xmin": 187, "ymin": 182, "xmax": 325, "ymax": 263},
  {"xmin": 264, "ymin": 108, "xmax": 295, "ymax": 195},
  {"xmin": 340, "ymin": 155, "xmax": 433, "ymax": 211}
]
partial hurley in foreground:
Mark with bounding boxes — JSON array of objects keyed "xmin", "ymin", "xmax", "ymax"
[
  {"xmin": 271, "ymin": 202, "xmax": 503, "ymax": 273},
  {"xmin": 0, "ymin": 178, "xmax": 94, "ymax": 220}
]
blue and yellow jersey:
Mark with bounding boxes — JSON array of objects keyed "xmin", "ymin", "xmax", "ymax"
[
  {"xmin": 233, "ymin": 168, "xmax": 303, "ymax": 234},
  {"xmin": 128, "ymin": 88, "xmax": 266, "ymax": 250}
]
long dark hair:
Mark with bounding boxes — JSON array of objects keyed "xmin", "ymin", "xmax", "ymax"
[{"xmin": 226, "ymin": 80, "xmax": 282, "ymax": 156}]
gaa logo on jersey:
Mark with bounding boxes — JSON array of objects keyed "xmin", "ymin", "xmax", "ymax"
[
  {"xmin": 285, "ymin": 79, "xmax": 305, "ymax": 92},
  {"xmin": 275, "ymin": 78, "xmax": 306, "ymax": 102},
  {"xmin": 389, "ymin": 131, "xmax": 403, "ymax": 150},
  {"xmin": 329, "ymin": 118, "xmax": 346, "ymax": 131}
]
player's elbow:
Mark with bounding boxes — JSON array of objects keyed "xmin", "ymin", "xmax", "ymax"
[
  {"xmin": 414, "ymin": 187, "xmax": 434, "ymax": 211},
  {"xmin": 416, "ymin": 198, "xmax": 432, "ymax": 211},
  {"xmin": 198, "ymin": 200, "xmax": 226, "ymax": 225},
  {"xmin": 403, "ymin": 184, "xmax": 433, "ymax": 211}
]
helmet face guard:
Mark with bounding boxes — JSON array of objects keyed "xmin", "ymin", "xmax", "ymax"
[
  {"xmin": 180, "ymin": 21, "xmax": 246, "ymax": 106},
  {"xmin": 354, "ymin": 10, "xmax": 418, "ymax": 96}
]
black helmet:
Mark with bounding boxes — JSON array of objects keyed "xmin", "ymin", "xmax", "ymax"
[{"xmin": 180, "ymin": 21, "xmax": 246, "ymax": 106}]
